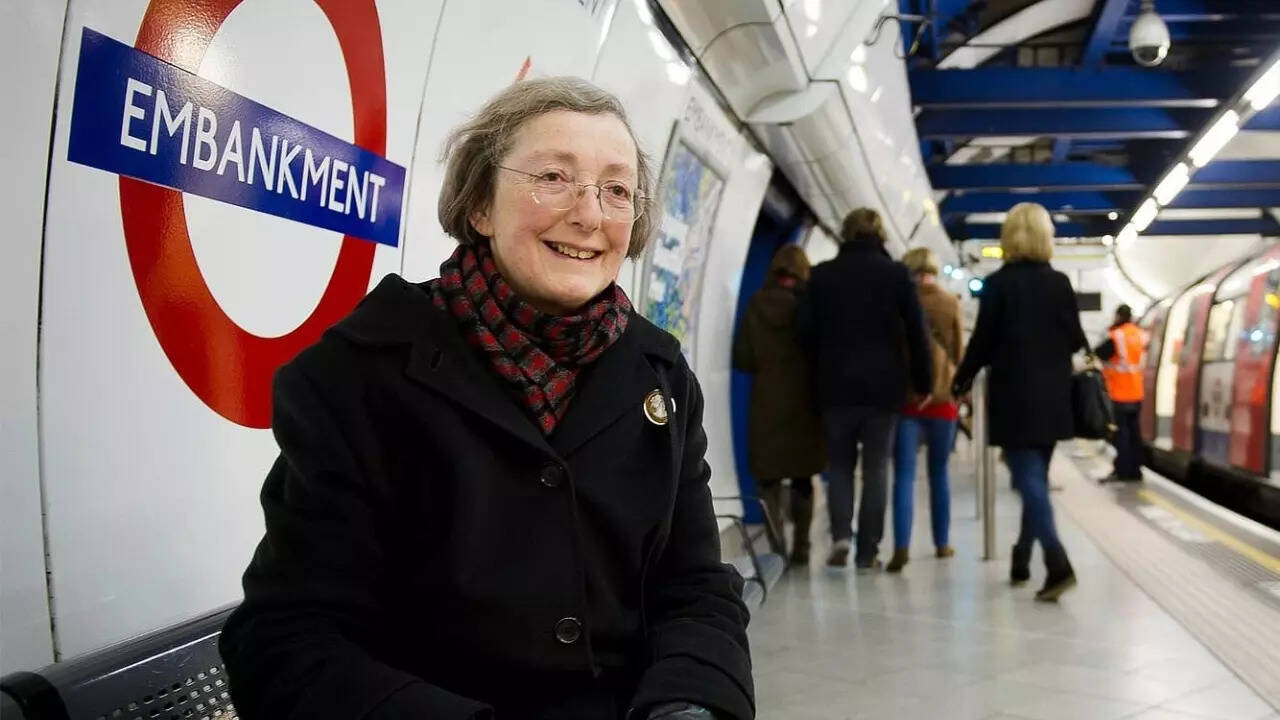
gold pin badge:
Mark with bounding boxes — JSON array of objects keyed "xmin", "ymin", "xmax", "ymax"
[{"xmin": 643, "ymin": 389, "xmax": 670, "ymax": 426}]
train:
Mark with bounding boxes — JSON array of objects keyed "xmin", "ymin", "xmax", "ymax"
[{"xmin": 1139, "ymin": 244, "xmax": 1280, "ymax": 529}]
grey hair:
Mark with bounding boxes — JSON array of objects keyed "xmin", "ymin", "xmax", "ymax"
[{"xmin": 437, "ymin": 76, "xmax": 654, "ymax": 258}]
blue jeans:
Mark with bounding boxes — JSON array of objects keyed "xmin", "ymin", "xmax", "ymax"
[
  {"xmin": 1005, "ymin": 445, "xmax": 1063, "ymax": 555},
  {"xmin": 892, "ymin": 416, "xmax": 955, "ymax": 551}
]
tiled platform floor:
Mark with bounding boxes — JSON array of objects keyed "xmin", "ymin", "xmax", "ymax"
[{"xmin": 747, "ymin": 446, "xmax": 1280, "ymax": 720}]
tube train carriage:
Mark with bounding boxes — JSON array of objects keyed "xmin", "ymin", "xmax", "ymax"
[{"xmin": 1141, "ymin": 245, "xmax": 1280, "ymax": 529}]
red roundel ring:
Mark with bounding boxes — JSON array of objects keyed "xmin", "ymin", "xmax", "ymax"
[{"xmin": 120, "ymin": 0, "xmax": 385, "ymax": 428}]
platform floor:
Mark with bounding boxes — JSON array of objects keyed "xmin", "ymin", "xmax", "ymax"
[{"xmin": 746, "ymin": 441, "xmax": 1280, "ymax": 720}]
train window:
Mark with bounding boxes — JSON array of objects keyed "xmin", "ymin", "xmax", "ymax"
[
  {"xmin": 1202, "ymin": 300, "xmax": 1236, "ymax": 362},
  {"xmin": 1223, "ymin": 299, "xmax": 1248, "ymax": 361}
]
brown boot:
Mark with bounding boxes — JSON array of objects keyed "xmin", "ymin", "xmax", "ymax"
[
  {"xmin": 790, "ymin": 490, "xmax": 813, "ymax": 565},
  {"xmin": 886, "ymin": 548, "xmax": 910, "ymax": 573},
  {"xmin": 758, "ymin": 482, "xmax": 787, "ymax": 555}
]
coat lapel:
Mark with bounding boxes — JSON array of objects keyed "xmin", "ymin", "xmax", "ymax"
[
  {"xmin": 330, "ymin": 275, "xmax": 553, "ymax": 456},
  {"xmin": 551, "ymin": 314, "xmax": 681, "ymax": 458}
]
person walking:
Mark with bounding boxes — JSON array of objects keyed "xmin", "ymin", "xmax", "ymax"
[
  {"xmin": 733, "ymin": 245, "xmax": 827, "ymax": 565},
  {"xmin": 887, "ymin": 248, "xmax": 964, "ymax": 573},
  {"xmin": 1096, "ymin": 304, "xmax": 1147, "ymax": 483},
  {"xmin": 798, "ymin": 208, "xmax": 932, "ymax": 572},
  {"xmin": 951, "ymin": 202, "xmax": 1089, "ymax": 602}
]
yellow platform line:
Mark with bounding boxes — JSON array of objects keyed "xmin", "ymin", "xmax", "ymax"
[{"xmin": 1137, "ymin": 487, "xmax": 1280, "ymax": 576}]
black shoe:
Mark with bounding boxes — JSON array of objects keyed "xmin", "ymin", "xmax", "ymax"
[
  {"xmin": 1010, "ymin": 544, "xmax": 1031, "ymax": 586},
  {"xmin": 1036, "ymin": 572, "xmax": 1077, "ymax": 602},
  {"xmin": 1036, "ymin": 546, "xmax": 1076, "ymax": 602},
  {"xmin": 854, "ymin": 558, "xmax": 883, "ymax": 574}
]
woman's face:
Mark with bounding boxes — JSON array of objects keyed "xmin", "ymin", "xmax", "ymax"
[{"xmin": 470, "ymin": 110, "xmax": 638, "ymax": 315}]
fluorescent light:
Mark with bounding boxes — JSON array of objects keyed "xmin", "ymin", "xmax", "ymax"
[
  {"xmin": 847, "ymin": 65, "xmax": 868, "ymax": 92},
  {"xmin": 849, "ymin": 45, "xmax": 867, "ymax": 64},
  {"xmin": 1108, "ymin": 211, "xmax": 1119, "ymax": 221},
  {"xmin": 804, "ymin": 0, "xmax": 822, "ymax": 22},
  {"xmin": 1102, "ymin": 235, "xmax": 1114, "ymax": 246},
  {"xmin": 1188, "ymin": 111, "xmax": 1240, "ymax": 168},
  {"xmin": 1153, "ymin": 163, "xmax": 1190, "ymax": 205},
  {"xmin": 665, "ymin": 62, "xmax": 691, "ymax": 85},
  {"xmin": 1244, "ymin": 57, "xmax": 1280, "ymax": 111},
  {"xmin": 1132, "ymin": 198, "xmax": 1159, "ymax": 231},
  {"xmin": 1117, "ymin": 225, "xmax": 1138, "ymax": 247}
]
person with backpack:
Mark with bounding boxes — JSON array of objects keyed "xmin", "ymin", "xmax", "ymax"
[{"xmin": 887, "ymin": 248, "xmax": 964, "ymax": 573}]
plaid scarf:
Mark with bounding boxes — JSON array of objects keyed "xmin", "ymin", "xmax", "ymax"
[{"xmin": 427, "ymin": 243, "xmax": 632, "ymax": 435}]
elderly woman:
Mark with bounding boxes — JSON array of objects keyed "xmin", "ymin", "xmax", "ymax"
[
  {"xmin": 221, "ymin": 78, "xmax": 754, "ymax": 720},
  {"xmin": 951, "ymin": 203, "xmax": 1088, "ymax": 602}
]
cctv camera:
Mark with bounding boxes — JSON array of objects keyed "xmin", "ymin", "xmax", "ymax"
[{"xmin": 1129, "ymin": 2, "xmax": 1170, "ymax": 67}]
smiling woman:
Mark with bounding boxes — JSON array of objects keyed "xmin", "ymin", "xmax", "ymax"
[{"xmin": 219, "ymin": 76, "xmax": 754, "ymax": 720}]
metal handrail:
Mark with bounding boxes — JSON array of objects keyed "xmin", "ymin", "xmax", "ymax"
[{"xmin": 973, "ymin": 371, "xmax": 997, "ymax": 560}]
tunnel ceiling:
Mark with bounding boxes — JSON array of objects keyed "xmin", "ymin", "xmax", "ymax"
[{"xmin": 898, "ymin": 0, "xmax": 1280, "ymax": 247}]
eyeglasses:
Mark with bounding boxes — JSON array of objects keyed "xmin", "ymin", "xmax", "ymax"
[{"xmin": 495, "ymin": 165, "xmax": 647, "ymax": 222}]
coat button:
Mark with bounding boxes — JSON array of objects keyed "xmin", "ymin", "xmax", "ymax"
[
  {"xmin": 554, "ymin": 617, "xmax": 582, "ymax": 645},
  {"xmin": 539, "ymin": 464, "xmax": 565, "ymax": 488}
]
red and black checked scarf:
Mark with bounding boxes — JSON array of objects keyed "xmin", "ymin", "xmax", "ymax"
[{"xmin": 426, "ymin": 242, "xmax": 632, "ymax": 435}]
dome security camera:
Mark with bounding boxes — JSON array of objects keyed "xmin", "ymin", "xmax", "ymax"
[{"xmin": 1129, "ymin": 1, "xmax": 1170, "ymax": 67}]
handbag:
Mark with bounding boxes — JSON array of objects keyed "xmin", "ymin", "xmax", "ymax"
[{"xmin": 1071, "ymin": 368, "xmax": 1115, "ymax": 439}]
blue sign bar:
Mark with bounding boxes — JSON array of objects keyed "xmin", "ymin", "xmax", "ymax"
[{"xmin": 68, "ymin": 27, "xmax": 404, "ymax": 248}]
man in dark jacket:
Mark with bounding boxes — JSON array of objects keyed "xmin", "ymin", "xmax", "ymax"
[{"xmin": 797, "ymin": 208, "xmax": 932, "ymax": 570}]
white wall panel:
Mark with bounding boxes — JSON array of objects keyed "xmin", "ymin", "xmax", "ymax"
[
  {"xmin": 1120, "ymin": 235, "xmax": 1264, "ymax": 299},
  {"xmin": 39, "ymin": 0, "xmax": 438, "ymax": 657},
  {"xmin": 1, "ymin": 0, "xmax": 65, "ymax": 673},
  {"xmin": 399, "ymin": 0, "xmax": 622, "ymax": 281},
  {"xmin": 592, "ymin": 0, "xmax": 691, "ymax": 298}
]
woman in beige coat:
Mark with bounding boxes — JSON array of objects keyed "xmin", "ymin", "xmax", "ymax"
[{"xmin": 887, "ymin": 248, "xmax": 965, "ymax": 572}]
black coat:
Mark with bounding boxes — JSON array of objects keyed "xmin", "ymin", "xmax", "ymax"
[
  {"xmin": 220, "ymin": 275, "xmax": 754, "ymax": 720},
  {"xmin": 953, "ymin": 261, "xmax": 1089, "ymax": 448},
  {"xmin": 796, "ymin": 241, "xmax": 932, "ymax": 412},
  {"xmin": 731, "ymin": 283, "xmax": 826, "ymax": 480}
]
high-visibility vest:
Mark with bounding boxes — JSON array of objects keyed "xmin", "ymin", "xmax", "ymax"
[{"xmin": 1103, "ymin": 322, "xmax": 1146, "ymax": 403}]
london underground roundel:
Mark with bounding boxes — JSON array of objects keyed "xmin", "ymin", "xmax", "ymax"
[{"xmin": 117, "ymin": 0, "xmax": 387, "ymax": 428}]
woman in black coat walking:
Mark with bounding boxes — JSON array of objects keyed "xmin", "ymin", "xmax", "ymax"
[
  {"xmin": 952, "ymin": 202, "xmax": 1089, "ymax": 602},
  {"xmin": 732, "ymin": 245, "xmax": 826, "ymax": 564},
  {"xmin": 220, "ymin": 78, "xmax": 753, "ymax": 720}
]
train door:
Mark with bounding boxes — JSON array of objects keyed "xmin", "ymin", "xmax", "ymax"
[
  {"xmin": 1155, "ymin": 291, "xmax": 1194, "ymax": 450},
  {"xmin": 1228, "ymin": 248, "xmax": 1280, "ymax": 473},
  {"xmin": 1271, "ymin": 341, "xmax": 1280, "ymax": 485},
  {"xmin": 1140, "ymin": 299, "xmax": 1171, "ymax": 443},
  {"xmin": 1197, "ymin": 266, "xmax": 1253, "ymax": 465},
  {"xmin": 1172, "ymin": 267, "xmax": 1235, "ymax": 452}
]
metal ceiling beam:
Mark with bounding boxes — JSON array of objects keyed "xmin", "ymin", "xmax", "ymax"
[
  {"xmin": 929, "ymin": 163, "xmax": 1149, "ymax": 191},
  {"xmin": 1127, "ymin": 0, "xmax": 1280, "ymax": 21},
  {"xmin": 1082, "ymin": 0, "xmax": 1132, "ymax": 66},
  {"xmin": 1246, "ymin": 106, "xmax": 1280, "ymax": 131},
  {"xmin": 908, "ymin": 68, "xmax": 1239, "ymax": 108},
  {"xmin": 928, "ymin": 160, "xmax": 1280, "ymax": 191},
  {"xmin": 951, "ymin": 216, "xmax": 1280, "ymax": 240},
  {"xmin": 941, "ymin": 188, "xmax": 1280, "ymax": 215},
  {"xmin": 917, "ymin": 107, "xmax": 1210, "ymax": 140}
]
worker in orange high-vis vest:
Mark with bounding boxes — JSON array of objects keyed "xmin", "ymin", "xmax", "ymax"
[{"xmin": 1095, "ymin": 305, "xmax": 1147, "ymax": 482}]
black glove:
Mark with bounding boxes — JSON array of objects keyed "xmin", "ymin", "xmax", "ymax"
[
  {"xmin": 647, "ymin": 703, "xmax": 717, "ymax": 719},
  {"xmin": 951, "ymin": 376, "xmax": 973, "ymax": 399}
]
